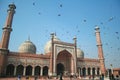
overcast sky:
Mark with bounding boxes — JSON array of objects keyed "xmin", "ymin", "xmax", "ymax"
[{"xmin": 0, "ymin": 0, "xmax": 120, "ymax": 68}]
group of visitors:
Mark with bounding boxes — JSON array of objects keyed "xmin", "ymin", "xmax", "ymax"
[{"xmin": 17, "ymin": 74, "xmax": 120, "ymax": 80}]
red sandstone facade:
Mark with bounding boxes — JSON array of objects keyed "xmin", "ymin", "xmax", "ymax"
[{"xmin": 0, "ymin": 3, "xmax": 106, "ymax": 78}]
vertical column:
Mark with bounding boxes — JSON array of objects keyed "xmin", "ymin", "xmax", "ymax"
[
  {"xmin": 32, "ymin": 66, "xmax": 35, "ymax": 76},
  {"xmin": 95, "ymin": 68, "xmax": 97, "ymax": 75},
  {"xmin": 78, "ymin": 68, "xmax": 80, "ymax": 77},
  {"xmin": 53, "ymin": 34, "xmax": 56, "ymax": 75},
  {"xmin": 81, "ymin": 67, "xmax": 83, "ymax": 76},
  {"xmin": 95, "ymin": 26, "xmax": 106, "ymax": 75},
  {"xmin": 73, "ymin": 37, "xmax": 77, "ymax": 74},
  {"xmin": 23, "ymin": 66, "xmax": 26, "ymax": 76},
  {"xmin": 86, "ymin": 67, "xmax": 88, "ymax": 76},
  {"xmin": 71, "ymin": 58, "xmax": 74, "ymax": 75},
  {"xmin": 40, "ymin": 67, "xmax": 43, "ymax": 76},
  {"xmin": 80, "ymin": 68, "xmax": 82, "ymax": 76},
  {"xmin": 14, "ymin": 66, "xmax": 16, "ymax": 76},
  {"xmin": 49, "ymin": 33, "xmax": 54, "ymax": 76},
  {"xmin": 99, "ymin": 70, "xmax": 101, "ymax": 75},
  {"xmin": 49, "ymin": 54, "xmax": 52, "ymax": 76},
  {"xmin": 53, "ymin": 42, "xmax": 56, "ymax": 75},
  {"xmin": 91, "ymin": 68, "xmax": 93, "ymax": 75}
]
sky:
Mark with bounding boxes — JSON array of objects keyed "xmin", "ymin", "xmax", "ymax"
[{"xmin": 0, "ymin": 0, "xmax": 120, "ymax": 68}]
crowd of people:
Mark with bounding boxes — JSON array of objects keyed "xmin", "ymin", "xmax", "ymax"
[{"xmin": 17, "ymin": 74, "xmax": 120, "ymax": 80}]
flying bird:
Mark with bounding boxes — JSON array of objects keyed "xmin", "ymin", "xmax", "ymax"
[
  {"xmin": 105, "ymin": 43, "xmax": 108, "ymax": 45},
  {"xmin": 83, "ymin": 19, "xmax": 86, "ymax": 22},
  {"xmin": 115, "ymin": 32, "xmax": 119, "ymax": 34},
  {"xmin": 117, "ymin": 37, "xmax": 119, "ymax": 40},
  {"xmin": 118, "ymin": 48, "xmax": 120, "ymax": 51},
  {"xmin": 58, "ymin": 14, "xmax": 61, "ymax": 16},
  {"xmin": 38, "ymin": 12, "xmax": 41, "ymax": 15},
  {"xmin": 33, "ymin": 2, "xmax": 35, "ymax": 6},
  {"xmin": 100, "ymin": 22, "xmax": 103, "ymax": 25},
  {"xmin": 76, "ymin": 26, "xmax": 78, "ymax": 29},
  {"xmin": 66, "ymin": 31, "xmax": 69, "ymax": 33},
  {"xmin": 77, "ymin": 30, "xmax": 80, "ymax": 33},
  {"xmin": 108, "ymin": 17, "xmax": 114, "ymax": 21},
  {"xmin": 60, "ymin": 4, "xmax": 62, "ymax": 7}
]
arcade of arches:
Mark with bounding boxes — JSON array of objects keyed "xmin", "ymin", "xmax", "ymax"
[
  {"xmin": 77, "ymin": 67, "xmax": 100, "ymax": 76},
  {"xmin": 6, "ymin": 64, "xmax": 100, "ymax": 77},
  {"xmin": 6, "ymin": 64, "xmax": 48, "ymax": 76}
]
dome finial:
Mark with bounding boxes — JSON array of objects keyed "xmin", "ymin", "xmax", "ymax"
[
  {"xmin": 95, "ymin": 25, "xmax": 100, "ymax": 30},
  {"xmin": 28, "ymin": 35, "xmax": 30, "ymax": 41},
  {"xmin": 55, "ymin": 32, "xmax": 56, "ymax": 36}
]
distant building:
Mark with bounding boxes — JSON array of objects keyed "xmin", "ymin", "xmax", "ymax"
[
  {"xmin": 113, "ymin": 68, "xmax": 120, "ymax": 76},
  {"xmin": 107, "ymin": 68, "xmax": 120, "ymax": 76},
  {"xmin": 0, "ymin": 3, "xmax": 106, "ymax": 77}
]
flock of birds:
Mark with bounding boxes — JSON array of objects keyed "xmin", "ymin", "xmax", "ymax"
[
  {"xmin": 31, "ymin": 1, "xmax": 120, "ymax": 61},
  {"xmin": 102, "ymin": 17, "xmax": 119, "ymax": 49},
  {"xmin": 32, "ymin": 1, "xmax": 63, "ymax": 16}
]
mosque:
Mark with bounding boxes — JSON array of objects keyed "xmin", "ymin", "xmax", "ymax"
[{"xmin": 0, "ymin": 3, "xmax": 106, "ymax": 77}]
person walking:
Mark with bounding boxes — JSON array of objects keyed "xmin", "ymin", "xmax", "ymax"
[{"xmin": 60, "ymin": 73, "xmax": 63, "ymax": 80}]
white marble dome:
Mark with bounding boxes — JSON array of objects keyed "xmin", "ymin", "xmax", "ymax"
[
  {"xmin": 77, "ymin": 48, "xmax": 84, "ymax": 58},
  {"xmin": 18, "ymin": 40, "xmax": 36, "ymax": 53},
  {"xmin": 44, "ymin": 35, "xmax": 60, "ymax": 53}
]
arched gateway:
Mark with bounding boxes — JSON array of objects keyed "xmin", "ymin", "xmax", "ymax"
[{"xmin": 57, "ymin": 50, "xmax": 72, "ymax": 75}]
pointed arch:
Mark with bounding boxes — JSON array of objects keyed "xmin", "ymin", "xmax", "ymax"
[
  {"xmin": 43, "ymin": 66, "xmax": 48, "ymax": 76},
  {"xmin": 6, "ymin": 64, "xmax": 15, "ymax": 76},
  {"xmin": 92, "ymin": 67, "xmax": 95, "ymax": 75},
  {"xmin": 16, "ymin": 65, "xmax": 24, "ymax": 76},
  {"xmin": 34, "ymin": 66, "xmax": 41, "ymax": 76},
  {"xmin": 88, "ymin": 67, "xmax": 91, "ymax": 75},
  {"xmin": 97, "ymin": 67, "xmax": 100, "ymax": 75},
  {"xmin": 26, "ymin": 65, "xmax": 32, "ymax": 76},
  {"xmin": 82, "ymin": 67, "xmax": 86, "ymax": 76}
]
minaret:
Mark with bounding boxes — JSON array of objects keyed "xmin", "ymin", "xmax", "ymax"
[
  {"xmin": 0, "ymin": 3, "xmax": 16, "ymax": 76},
  {"xmin": 0, "ymin": 3, "xmax": 16, "ymax": 49},
  {"xmin": 95, "ymin": 26, "xmax": 106, "ymax": 75}
]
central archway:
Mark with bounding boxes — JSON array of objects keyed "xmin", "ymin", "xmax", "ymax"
[
  {"xmin": 57, "ymin": 50, "xmax": 72, "ymax": 75},
  {"xmin": 57, "ymin": 63, "xmax": 64, "ymax": 75}
]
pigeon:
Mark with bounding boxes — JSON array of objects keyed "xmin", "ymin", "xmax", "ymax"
[
  {"xmin": 33, "ymin": 2, "xmax": 35, "ymax": 6},
  {"xmin": 58, "ymin": 14, "xmax": 61, "ymax": 16},
  {"xmin": 60, "ymin": 4, "xmax": 62, "ymax": 7},
  {"xmin": 108, "ymin": 17, "xmax": 113, "ymax": 21}
]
